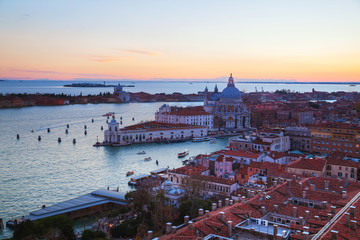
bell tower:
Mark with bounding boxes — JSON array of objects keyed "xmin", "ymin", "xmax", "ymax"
[{"xmin": 227, "ymin": 73, "xmax": 235, "ymax": 87}]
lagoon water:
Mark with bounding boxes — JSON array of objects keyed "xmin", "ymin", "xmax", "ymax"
[
  {"xmin": 0, "ymin": 80, "xmax": 359, "ymax": 95},
  {"xmin": 0, "ymin": 80, "xmax": 358, "ymax": 238},
  {"xmin": 0, "ymin": 102, "xmax": 230, "ymax": 238}
]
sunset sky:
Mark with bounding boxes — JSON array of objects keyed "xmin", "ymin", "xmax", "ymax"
[{"xmin": 0, "ymin": 0, "xmax": 359, "ymax": 82}]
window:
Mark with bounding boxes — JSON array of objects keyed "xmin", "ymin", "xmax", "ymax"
[
  {"xmin": 338, "ymin": 172, "xmax": 343, "ymax": 177},
  {"xmin": 351, "ymin": 174, "xmax": 355, "ymax": 178}
]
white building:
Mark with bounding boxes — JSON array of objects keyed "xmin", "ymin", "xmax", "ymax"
[
  {"xmin": 104, "ymin": 116, "xmax": 208, "ymax": 144},
  {"xmin": 113, "ymin": 84, "xmax": 130, "ymax": 102},
  {"xmin": 204, "ymin": 74, "xmax": 251, "ymax": 131},
  {"xmin": 155, "ymin": 105, "xmax": 213, "ymax": 130}
]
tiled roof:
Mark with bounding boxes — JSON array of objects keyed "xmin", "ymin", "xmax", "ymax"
[
  {"xmin": 287, "ymin": 158, "xmax": 326, "ymax": 172},
  {"xmin": 224, "ymin": 150, "xmax": 261, "ymax": 159},
  {"xmin": 120, "ymin": 121, "xmax": 206, "ymax": 131},
  {"xmin": 326, "ymin": 156, "xmax": 359, "ymax": 168},
  {"xmin": 170, "ymin": 165, "xmax": 207, "ymax": 176}
]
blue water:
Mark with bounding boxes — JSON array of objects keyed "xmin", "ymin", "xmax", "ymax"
[
  {"xmin": 0, "ymin": 102, "xmax": 230, "ymax": 238},
  {"xmin": 0, "ymin": 80, "xmax": 359, "ymax": 95}
]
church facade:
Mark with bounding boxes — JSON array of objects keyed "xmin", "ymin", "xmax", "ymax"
[{"xmin": 204, "ymin": 74, "xmax": 250, "ymax": 131}]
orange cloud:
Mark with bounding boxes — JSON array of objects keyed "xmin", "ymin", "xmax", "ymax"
[{"xmin": 120, "ymin": 48, "xmax": 160, "ymax": 56}]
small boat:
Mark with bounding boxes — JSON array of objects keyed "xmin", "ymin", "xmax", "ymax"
[
  {"xmin": 156, "ymin": 160, "xmax": 159, "ymax": 165},
  {"xmin": 102, "ymin": 112, "xmax": 115, "ymax": 117},
  {"xmin": 136, "ymin": 150, "xmax": 146, "ymax": 155},
  {"xmin": 192, "ymin": 137, "xmax": 204, "ymax": 142},
  {"xmin": 144, "ymin": 157, "xmax": 152, "ymax": 161},
  {"xmin": 210, "ymin": 140, "xmax": 216, "ymax": 144},
  {"xmin": 126, "ymin": 171, "xmax": 134, "ymax": 176},
  {"xmin": 203, "ymin": 137, "xmax": 211, "ymax": 141},
  {"xmin": 178, "ymin": 150, "xmax": 189, "ymax": 158}
]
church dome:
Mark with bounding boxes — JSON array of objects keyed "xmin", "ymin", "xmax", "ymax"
[
  {"xmin": 220, "ymin": 74, "xmax": 242, "ymax": 100},
  {"xmin": 220, "ymin": 86, "xmax": 242, "ymax": 99}
]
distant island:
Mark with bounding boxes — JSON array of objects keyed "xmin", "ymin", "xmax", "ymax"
[{"xmin": 63, "ymin": 83, "xmax": 118, "ymax": 87}]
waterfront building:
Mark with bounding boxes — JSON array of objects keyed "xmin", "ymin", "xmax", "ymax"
[
  {"xmin": 309, "ymin": 122, "xmax": 360, "ymax": 158},
  {"xmin": 155, "ymin": 105, "xmax": 213, "ymax": 129},
  {"xmin": 204, "ymin": 74, "xmax": 251, "ymax": 131},
  {"xmin": 113, "ymin": 84, "xmax": 130, "ymax": 102},
  {"xmin": 104, "ymin": 116, "xmax": 207, "ymax": 144},
  {"xmin": 24, "ymin": 189, "xmax": 127, "ymax": 221}
]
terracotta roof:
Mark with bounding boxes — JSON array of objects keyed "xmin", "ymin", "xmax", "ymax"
[
  {"xmin": 170, "ymin": 165, "xmax": 207, "ymax": 176},
  {"xmin": 224, "ymin": 150, "xmax": 261, "ymax": 159},
  {"xmin": 287, "ymin": 158, "xmax": 326, "ymax": 172},
  {"xmin": 326, "ymin": 156, "xmax": 359, "ymax": 168},
  {"xmin": 120, "ymin": 120, "xmax": 206, "ymax": 131}
]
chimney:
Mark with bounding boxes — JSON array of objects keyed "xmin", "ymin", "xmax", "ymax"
[
  {"xmin": 310, "ymin": 184, "xmax": 315, "ymax": 191},
  {"xmin": 273, "ymin": 224, "xmax": 278, "ymax": 237},
  {"xmin": 274, "ymin": 204, "xmax": 278, "ymax": 213},
  {"xmin": 227, "ymin": 221, "xmax": 232, "ymax": 237},
  {"xmin": 302, "ymin": 191, "xmax": 306, "ymax": 198},
  {"xmin": 230, "ymin": 199, "xmax": 234, "ymax": 206},
  {"xmin": 212, "ymin": 203, "xmax": 217, "ymax": 211},
  {"xmin": 166, "ymin": 222, "xmax": 172, "ymax": 234},
  {"xmin": 184, "ymin": 215, "xmax": 189, "ymax": 225},
  {"xmin": 331, "ymin": 206, "xmax": 336, "ymax": 214},
  {"xmin": 218, "ymin": 200, "xmax": 222, "ymax": 208},
  {"xmin": 322, "ymin": 201, "xmax": 328, "ymax": 208},
  {"xmin": 325, "ymin": 187, "xmax": 329, "ymax": 192},
  {"xmin": 344, "ymin": 212, "xmax": 350, "ymax": 227},
  {"xmin": 350, "ymin": 220, "xmax": 356, "ymax": 231},
  {"xmin": 314, "ymin": 215, "xmax": 320, "ymax": 221},
  {"xmin": 220, "ymin": 212, "xmax": 225, "ymax": 222},
  {"xmin": 302, "ymin": 231, "xmax": 309, "ymax": 240},
  {"xmin": 327, "ymin": 213, "xmax": 332, "ymax": 220},
  {"xmin": 261, "ymin": 206, "xmax": 266, "ymax": 214},
  {"xmin": 171, "ymin": 226, "xmax": 177, "ymax": 233},
  {"xmin": 299, "ymin": 182, "xmax": 302, "ymax": 189},
  {"xmin": 147, "ymin": 230, "xmax": 153, "ymax": 240},
  {"xmin": 325, "ymin": 180, "xmax": 329, "ymax": 190},
  {"xmin": 205, "ymin": 210, "xmax": 210, "ymax": 217},
  {"xmin": 199, "ymin": 208, "xmax": 204, "ymax": 216},
  {"xmin": 241, "ymin": 196, "xmax": 246, "ymax": 204},
  {"xmin": 305, "ymin": 210, "xmax": 310, "ymax": 222},
  {"xmin": 189, "ymin": 221, "xmax": 193, "ymax": 229},
  {"xmin": 342, "ymin": 191, "xmax": 347, "ymax": 199},
  {"xmin": 225, "ymin": 198, "xmax": 230, "ymax": 206},
  {"xmin": 293, "ymin": 207, "xmax": 297, "ymax": 217},
  {"xmin": 331, "ymin": 230, "xmax": 338, "ymax": 240},
  {"xmin": 350, "ymin": 206, "xmax": 356, "ymax": 217},
  {"xmin": 299, "ymin": 216, "xmax": 304, "ymax": 225},
  {"xmin": 340, "ymin": 186, "xmax": 343, "ymax": 192}
]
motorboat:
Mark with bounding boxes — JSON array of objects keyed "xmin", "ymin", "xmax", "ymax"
[
  {"xmin": 144, "ymin": 157, "xmax": 152, "ymax": 161},
  {"xmin": 178, "ymin": 150, "xmax": 189, "ymax": 158},
  {"xmin": 102, "ymin": 112, "xmax": 115, "ymax": 117},
  {"xmin": 203, "ymin": 137, "xmax": 211, "ymax": 141},
  {"xmin": 136, "ymin": 150, "xmax": 146, "ymax": 155},
  {"xmin": 126, "ymin": 171, "xmax": 134, "ymax": 176}
]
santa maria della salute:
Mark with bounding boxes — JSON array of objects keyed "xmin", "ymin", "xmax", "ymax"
[{"xmin": 204, "ymin": 73, "xmax": 251, "ymax": 131}]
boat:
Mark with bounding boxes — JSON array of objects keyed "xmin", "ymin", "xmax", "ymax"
[
  {"xmin": 192, "ymin": 137, "xmax": 204, "ymax": 142},
  {"xmin": 136, "ymin": 150, "xmax": 146, "ymax": 155},
  {"xmin": 210, "ymin": 140, "xmax": 216, "ymax": 144},
  {"xmin": 144, "ymin": 157, "xmax": 152, "ymax": 161},
  {"xmin": 126, "ymin": 171, "xmax": 134, "ymax": 176},
  {"xmin": 350, "ymin": 84, "xmax": 356, "ymax": 86},
  {"xmin": 102, "ymin": 112, "xmax": 115, "ymax": 117},
  {"xmin": 203, "ymin": 137, "xmax": 211, "ymax": 141},
  {"xmin": 178, "ymin": 150, "xmax": 189, "ymax": 158},
  {"xmin": 111, "ymin": 142, "xmax": 131, "ymax": 147}
]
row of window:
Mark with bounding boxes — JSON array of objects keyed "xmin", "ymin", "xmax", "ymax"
[
  {"xmin": 312, "ymin": 128, "xmax": 359, "ymax": 134},
  {"xmin": 326, "ymin": 172, "xmax": 355, "ymax": 178},
  {"xmin": 312, "ymin": 146, "xmax": 359, "ymax": 154},
  {"xmin": 313, "ymin": 140, "xmax": 360, "ymax": 148}
]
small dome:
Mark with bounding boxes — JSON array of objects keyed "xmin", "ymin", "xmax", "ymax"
[
  {"xmin": 220, "ymin": 86, "xmax": 242, "ymax": 100},
  {"xmin": 163, "ymin": 180, "xmax": 173, "ymax": 191}
]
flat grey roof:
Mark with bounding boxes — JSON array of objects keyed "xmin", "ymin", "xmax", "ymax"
[
  {"xmin": 150, "ymin": 168, "xmax": 168, "ymax": 174},
  {"xmin": 24, "ymin": 189, "xmax": 127, "ymax": 221},
  {"xmin": 131, "ymin": 174, "xmax": 150, "ymax": 180}
]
